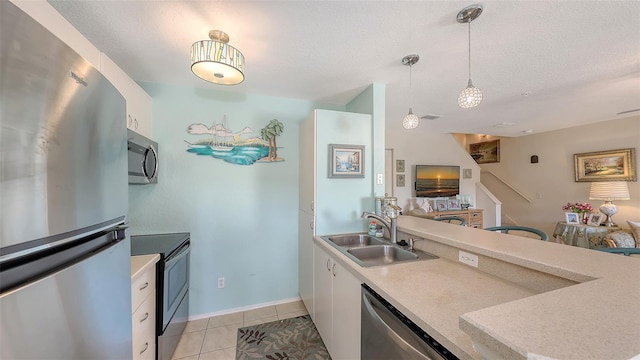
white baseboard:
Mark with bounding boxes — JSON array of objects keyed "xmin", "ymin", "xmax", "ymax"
[{"xmin": 188, "ymin": 296, "xmax": 302, "ymax": 321}]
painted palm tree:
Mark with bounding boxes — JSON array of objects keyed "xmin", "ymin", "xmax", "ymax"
[{"xmin": 261, "ymin": 119, "xmax": 284, "ymax": 160}]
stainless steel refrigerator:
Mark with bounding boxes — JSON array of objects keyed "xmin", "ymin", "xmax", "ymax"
[{"xmin": 0, "ymin": 1, "xmax": 132, "ymax": 358}]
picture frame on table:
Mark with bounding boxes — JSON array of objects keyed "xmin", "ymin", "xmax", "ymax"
[
  {"xmin": 447, "ymin": 199, "xmax": 461, "ymax": 211},
  {"xmin": 587, "ymin": 213, "xmax": 603, "ymax": 226},
  {"xmin": 573, "ymin": 148, "xmax": 636, "ymax": 182},
  {"xmin": 565, "ymin": 212, "xmax": 580, "ymax": 225},
  {"xmin": 328, "ymin": 144, "xmax": 364, "ymax": 178},
  {"xmin": 435, "ymin": 199, "xmax": 447, "ymax": 212}
]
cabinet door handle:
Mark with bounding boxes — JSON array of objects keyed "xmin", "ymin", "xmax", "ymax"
[
  {"xmin": 326, "ymin": 259, "xmax": 331, "ymax": 271},
  {"xmin": 134, "ymin": 118, "xmax": 138, "ymax": 130},
  {"xmin": 139, "ymin": 282, "xmax": 149, "ymax": 291},
  {"xmin": 332, "ymin": 263, "xmax": 336, "ymax": 277},
  {"xmin": 140, "ymin": 342, "xmax": 148, "ymax": 355},
  {"xmin": 128, "ymin": 114, "xmax": 133, "ymax": 127},
  {"xmin": 139, "ymin": 312, "xmax": 149, "ymax": 323}
]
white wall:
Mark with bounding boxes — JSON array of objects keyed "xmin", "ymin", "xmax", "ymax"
[
  {"xmin": 467, "ymin": 115, "xmax": 640, "ymax": 236},
  {"xmin": 385, "ymin": 125, "xmax": 481, "ymax": 212}
]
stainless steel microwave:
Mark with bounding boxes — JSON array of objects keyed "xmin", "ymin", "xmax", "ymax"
[{"xmin": 127, "ymin": 129, "xmax": 158, "ymax": 184}]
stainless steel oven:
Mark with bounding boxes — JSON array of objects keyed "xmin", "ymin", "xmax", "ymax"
[
  {"xmin": 131, "ymin": 233, "xmax": 190, "ymax": 360},
  {"xmin": 361, "ymin": 284, "xmax": 459, "ymax": 360}
]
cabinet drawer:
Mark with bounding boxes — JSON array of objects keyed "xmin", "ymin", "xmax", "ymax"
[
  {"xmin": 131, "ymin": 265, "xmax": 155, "ymax": 314},
  {"xmin": 132, "ymin": 296, "xmax": 156, "ymax": 360}
]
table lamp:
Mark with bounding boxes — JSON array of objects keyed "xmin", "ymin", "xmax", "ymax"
[{"xmin": 589, "ymin": 181, "xmax": 630, "ymax": 227}]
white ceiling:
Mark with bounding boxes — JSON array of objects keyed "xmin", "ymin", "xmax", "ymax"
[{"xmin": 48, "ymin": 0, "xmax": 640, "ymax": 137}]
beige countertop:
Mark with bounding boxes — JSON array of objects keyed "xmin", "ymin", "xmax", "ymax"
[
  {"xmin": 314, "ymin": 215, "xmax": 640, "ymax": 360},
  {"xmin": 131, "ymin": 253, "xmax": 159, "ymax": 280}
]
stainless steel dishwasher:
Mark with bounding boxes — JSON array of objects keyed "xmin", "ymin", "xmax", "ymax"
[{"xmin": 361, "ymin": 284, "xmax": 459, "ymax": 360}]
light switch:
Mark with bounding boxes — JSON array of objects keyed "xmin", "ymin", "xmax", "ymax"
[{"xmin": 376, "ymin": 173, "xmax": 384, "ymax": 185}]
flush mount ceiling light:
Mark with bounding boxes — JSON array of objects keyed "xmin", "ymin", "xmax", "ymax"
[
  {"xmin": 402, "ymin": 54, "xmax": 420, "ymax": 130},
  {"xmin": 457, "ymin": 4, "xmax": 483, "ymax": 108},
  {"xmin": 191, "ymin": 30, "xmax": 245, "ymax": 85}
]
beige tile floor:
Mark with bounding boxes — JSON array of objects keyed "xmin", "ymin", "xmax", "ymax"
[{"xmin": 172, "ymin": 300, "xmax": 308, "ymax": 360}]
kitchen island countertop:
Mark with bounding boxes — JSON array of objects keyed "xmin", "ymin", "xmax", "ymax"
[{"xmin": 314, "ymin": 215, "xmax": 640, "ymax": 360}]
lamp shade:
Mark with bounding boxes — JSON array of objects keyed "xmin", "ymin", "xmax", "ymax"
[
  {"xmin": 589, "ymin": 182, "xmax": 630, "ymax": 200},
  {"xmin": 191, "ymin": 30, "xmax": 245, "ymax": 85},
  {"xmin": 402, "ymin": 108, "xmax": 419, "ymax": 129}
]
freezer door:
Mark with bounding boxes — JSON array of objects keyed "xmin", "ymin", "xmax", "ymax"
[
  {"xmin": 0, "ymin": 236, "xmax": 133, "ymax": 359},
  {"xmin": 0, "ymin": 1, "xmax": 127, "ymax": 250}
]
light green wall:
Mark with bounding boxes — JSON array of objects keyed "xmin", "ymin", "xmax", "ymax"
[
  {"xmin": 346, "ymin": 83, "xmax": 386, "ymax": 202},
  {"xmin": 129, "ymin": 82, "xmax": 344, "ymax": 316}
]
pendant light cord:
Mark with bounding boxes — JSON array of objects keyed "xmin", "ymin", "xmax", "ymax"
[
  {"xmin": 409, "ymin": 63, "xmax": 413, "ymax": 109},
  {"xmin": 468, "ymin": 21, "xmax": 472, "ymax": 79}
]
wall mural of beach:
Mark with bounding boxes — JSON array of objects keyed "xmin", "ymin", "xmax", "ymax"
[{"xmin": 185, "ymin": 116, "xmax": 284, "ymax": 165}]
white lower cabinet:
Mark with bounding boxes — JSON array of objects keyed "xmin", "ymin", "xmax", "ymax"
[
  {"xmin": 313, "ymin": 243, "xmax": 361, "ymax": 360},
  {"xmin": 131, "ymin": 260, "xmax": 156, "ymax": 360}
]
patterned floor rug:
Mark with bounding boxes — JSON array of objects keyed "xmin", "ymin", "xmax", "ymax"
[{"xmin": 236, "ymin": 315, "xmax": 331, "ymax": 360}]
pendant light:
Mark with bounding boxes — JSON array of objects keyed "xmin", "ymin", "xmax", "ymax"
[
  {"xmin": 191, "ymin": 30, "xmax": 245, "ymax": 85},
  {"xmin": 402, "ymin": 54, "xmax": 420, "ymax": 130},
  {"xmin": 457, "ymin": 5, "xmax": 483, "ymax": 108}
]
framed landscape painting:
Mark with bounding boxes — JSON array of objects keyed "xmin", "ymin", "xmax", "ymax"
[
  {"xmin": 328, "ymin": 144, "xmax": 364, "ymax": 178},
  {"xmin": 573, "ymin": 148, "xmax": 636, "ymax": 182},
  {"xmin": 469, "ymin": 140, "xmax": 500, "ymax": 164}
]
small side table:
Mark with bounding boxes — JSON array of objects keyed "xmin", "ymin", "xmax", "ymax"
[{"xmin": 552, "ymin": 222, "xmax": 620, "ymax": 249}]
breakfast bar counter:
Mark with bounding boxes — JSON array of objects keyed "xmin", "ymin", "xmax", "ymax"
[{"xmin": 314, "ymin": 215, "xmax": 640, "ymax": 360}]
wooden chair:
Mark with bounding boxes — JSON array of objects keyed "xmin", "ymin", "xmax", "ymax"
[
  {"xmin": 485, "ymin": 226, "xmax": 549, "ymax": 241},
  {"xmin": 432, "ymin": 216, "xmax": 466, "ymax": 226}
]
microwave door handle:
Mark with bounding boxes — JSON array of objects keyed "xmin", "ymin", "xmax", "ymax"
[{"xmin": 143, "ymin": 145, "xmax": 158, "ymax": 181}]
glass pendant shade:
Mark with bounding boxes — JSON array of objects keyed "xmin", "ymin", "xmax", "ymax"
[
  {"xmin": 457, "ymin": 5, "xmax": 483, "ymax": 109},
  {"xmin": 402, "ymin": 108, "xmax": 420, "ymax": 129},
  {"xmin": 458, "ymin": 79, "xmax": 483, "ymax": 108},
  {"xmin": 191, "ymin": 30, "xmax": 245, "ymax": 85}
]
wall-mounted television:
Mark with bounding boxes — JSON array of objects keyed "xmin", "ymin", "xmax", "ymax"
[{"xmin": 415, "ymin": 165, "xmax": 460, "ymax": 197}]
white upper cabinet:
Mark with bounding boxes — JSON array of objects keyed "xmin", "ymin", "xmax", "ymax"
[{"xmin": 99, "ymin": 54, "xmax": 153, "ymax": 138}]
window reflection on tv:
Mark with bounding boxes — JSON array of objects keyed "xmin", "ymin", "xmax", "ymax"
[{"xmin": 415, "ymin": 165, "xmax": 460, "ymax": 197}]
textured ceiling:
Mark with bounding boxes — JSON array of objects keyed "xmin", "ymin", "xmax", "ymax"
[{"xmin": 48, "ymin": 0, "xmax": 640, "ymax": 137}]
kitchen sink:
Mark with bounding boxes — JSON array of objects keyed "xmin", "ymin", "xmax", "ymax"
[
  {"xmin": 327, "ymin": 234, "xmax": 388, "ymax": 247},
  {"xmin": 347, "ymin": 245, "xmax": 420, "ymax": 265},
  {"xmin": 320, "ymin": 233, "xmax": 438, "ymax": 267}
]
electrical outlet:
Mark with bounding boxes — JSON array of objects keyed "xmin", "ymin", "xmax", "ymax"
[
  {"xmin": 458, "ymin": 250, "xmax": 478, "ymax": 268},
  {"xmin": 376, "ymin": 173, "xmax": 384, "ymax": 185},
  {"xmin": 217, "ymin": 277, "xmax": 225, "ymax": 288}
]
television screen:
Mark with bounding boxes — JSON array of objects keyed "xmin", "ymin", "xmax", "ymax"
[{"xmin": 415, "ymin": 165, "xmax": 460, "ymax": 197}]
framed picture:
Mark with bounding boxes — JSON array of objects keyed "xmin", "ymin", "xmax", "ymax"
[
  {"xmin": 573, "ymin": 148, "xmax": 636, "ymax": 182},
  {"xmin": 469, "ymin": 140, "xmax": 500, "ymax": 164},
  {"xmin": 328, "ymin": 144, "xmax": 364, "ymax": 178},
  {"xmin": 565, "ymin": 212, "xmax": 580, "ymax": 225},
  {"xmin": 396, "ymin": 159, "xmax": 405, "ymax": 173},
  {"xmin": 396, "ymin": 174, "xmax": 405, "ymax": 187},
  {"xmin": 447, "ymin": 199, "xmax": 461, "ymax": 210},
  {"xmin": 587, "ymin": 213, "xmax": 603, "ymax": 226},
  {"xmin": 435, "ymin": 199, "xmax": 447, "ymax": 212}
]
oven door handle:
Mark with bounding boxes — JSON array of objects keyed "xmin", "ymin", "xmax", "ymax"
[
  {"xmin": 165, "ymin": 241, "xmax": 190, "ymax": 267},
  {"xmin": 362, "ymin": 290, "xmax": 433, "ymax": 359}
]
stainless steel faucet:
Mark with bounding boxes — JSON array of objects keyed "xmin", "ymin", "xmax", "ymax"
[{"xmin": 361, "ymin": 212, "xmax": 397, "ymax": 244}]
